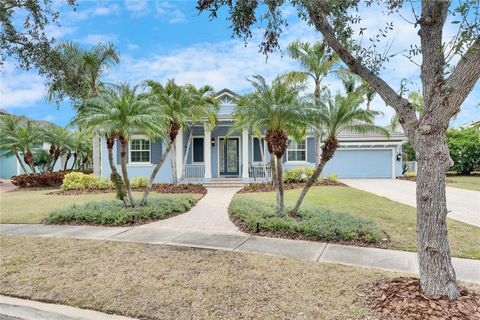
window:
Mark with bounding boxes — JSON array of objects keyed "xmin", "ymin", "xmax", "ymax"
[
  {"xmin": 287, "ymin": 139, "xmax": 306, "ymax": 162},
  {"xmin": 130, "ymin": 139, "xmax": 150, "ymax": 163},
  {"xmin": 252, "ymin": 137, "xmax": 265, "ymax": 162},
  {"xmin": 192, "ymin": 137, "xmax": 204, "ymax": 163}
]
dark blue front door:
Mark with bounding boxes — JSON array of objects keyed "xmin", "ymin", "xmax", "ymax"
[{"xmin": 219, "ymin": 137, "xmax": 239, "ymax": 176}]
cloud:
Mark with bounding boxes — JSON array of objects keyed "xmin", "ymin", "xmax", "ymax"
[
  {"xmin": 93, "ymin": 4, "xmax": 121, "ymax": 16},
  {"xmin": 81, "ymin": 33, "xmax": 118, "ymax": 45},
  {"xmin": 155, "ymin": 2, "xmax": 187, "ymax": 24},
  {"xmin": 124, "ymin": 0, "xmax": 149, "ymax": 17},
  {"xmin": 45, "ymin": 25, "xmax": 77, "ymax": 40},
  {"xmin": 0, "ymin": 63, "xmax": 45, "ymax": 109}
]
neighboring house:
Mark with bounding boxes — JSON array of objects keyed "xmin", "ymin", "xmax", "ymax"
[{"xmin": 99, "ymin": 89, "xmax": 407, "ymax": 183}]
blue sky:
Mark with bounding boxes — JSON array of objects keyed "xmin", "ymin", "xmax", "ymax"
[{"xmin": 1, "ymin": 0, "xmax": 478, "ymax": 127}]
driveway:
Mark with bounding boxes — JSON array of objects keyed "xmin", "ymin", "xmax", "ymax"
[{"xmin": 342, "ymin": 179, "xmax": 480, "ymax": 227}]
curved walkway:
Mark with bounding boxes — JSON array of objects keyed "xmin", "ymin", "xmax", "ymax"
[
  {"xmin": 342, "ymin": 179, "xmax": 480, "ymax": 227},
  {"xmin": 141, "ymin": 187, "xmax": 244, "ymax": 234}
]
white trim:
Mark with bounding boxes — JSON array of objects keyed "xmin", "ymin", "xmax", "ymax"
[
  {"xmin": 216, "ymin": 135, "xmax": 241, "ymax": 177},
  {"xmin": 242, "ymin": 129, "xmax": 249, "ymax": 179},
  {"xmin": 191, "ymin": 136, "xmax": 205, "ymax": 164},
  {"xmin": 286, "ymin": 138, "xmax": 308, "ymax": 163},
  {"xmin": 204, "ymin": 129, "xmax": 212, "ymax": 179},
  {"xmin": 128, "ymin": 135, "xmax": 151, "ymax": 165}
]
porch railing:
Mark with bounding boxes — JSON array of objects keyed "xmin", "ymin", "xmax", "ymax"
[
  {"xmin": 183, "ymin": 164, "xmax": 205, "ymax": 180},
  {"xmin": 249, "ymin": 163, "xmax": 271, "ymax": 181},
  {"xmin": 405, "ymin": 161, "xmax": 417, "ymax": 174}
]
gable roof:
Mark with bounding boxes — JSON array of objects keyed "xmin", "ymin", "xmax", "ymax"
[{"xmin": 215, "ymin": 88, "xmax": 240, "ymax": 100}]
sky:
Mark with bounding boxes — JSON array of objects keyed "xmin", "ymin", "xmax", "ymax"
[{"xmin": 1, "ymin": 0, "xmax": 479, "ymax": 128}]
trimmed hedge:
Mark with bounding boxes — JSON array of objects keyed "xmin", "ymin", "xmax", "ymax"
[
  {"xmin": 61, "ymin": 172, "xmax": 113, "ymax": 190},
  {"xmin": 46, "ymin": 195, "xmax": 199, "ymax": 226},
  {"xmin": 229, "ymin": 197, "xmax": 383, "ymax": 243},
  {"xmin": 11, "ymin": 170, "xmax": 93, "ymax": 188}
]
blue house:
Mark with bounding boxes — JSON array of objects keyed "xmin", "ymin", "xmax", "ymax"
[{"xmin": 98, "ymin": 89, "xmax": 407, "ymax": 183}]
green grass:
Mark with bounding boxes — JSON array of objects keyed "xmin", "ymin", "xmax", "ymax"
[
  {"xmin": 237, "ymin": 186, "xmax": 480, "ymax": 259},
  {"xmin": 0, "ymin": 190, "xmax": 202, "ymax": 224},
  {"xmin": 46, "ymin": 196, "xmax": 199, "ymax": 226},
  {"xmin": 230, "ymin": 197, "xmax": 383, "ymax": 243},
  {"xmin": 446, "ymin": 175, "xmax": 480, "ymax": 191}
]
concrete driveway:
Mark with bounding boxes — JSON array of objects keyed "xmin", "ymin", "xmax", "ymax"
[{"xmin": 342, "ymin": 179, "xmax": 480, "ymax": 227}]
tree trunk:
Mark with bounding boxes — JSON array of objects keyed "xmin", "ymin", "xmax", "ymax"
[
  {"xmin": 141, "ymin": 141, "xmax": 173, "ymax": 206},
  {"xmin": 120, "ymin": 139, "xmax": 135, "ymax": 207},
  {"xmin": 13, "ymin": 149, "xmax": 28, "ymax": 173},
  {"xmin": 415, "ymin": 129, "xmax": 460, "ymax": 299},
  {"xmin": 270, "ymin": 151, "xmax": 277, "ymax": 187},
  {"xmin": 63, "ymin": 151, "xmax": 71, "ymax": 171},
  {"xmin": 170, "ymin": 144, "xmax": 177, "ymax": 184},
  {"xmin": 24, "ymin": 151, "xmax": 36, "ymax": 174},
  {"xmin": 275, "ymin": 155, "xmax": 285, "ymax": 216},
  {"xmin": 70, "ymin": 153, "xmax": 78, "ymax": 170},
  {"xmin": 106, "ymin": 139, "xmax": 128, "ymax": 206}
]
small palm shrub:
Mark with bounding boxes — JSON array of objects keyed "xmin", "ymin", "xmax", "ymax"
[
  {"xmin": 229, "ymin": 197, "xmax": 383, "ymax": 243},
  {"xmin": 131, "ymin": 176, "xmax": 148, "ymax": 188},
  {"xmin": 284, "ymin": 167, "xmax": 316, "ymax": 183},
  {"xmin": 61, "ymin": 172, "xmax": 113, "ymax": 190},
  {"xmin": 46, "ymin": 195, "xmax": 199, "ymax": 226}
]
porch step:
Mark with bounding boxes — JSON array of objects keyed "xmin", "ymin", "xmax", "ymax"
[{"xmin": 204, "ymin": 178, "xmax": 246, "ymax": 188}]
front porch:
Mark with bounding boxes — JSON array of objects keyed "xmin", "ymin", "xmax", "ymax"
[{"xmin": 175, "ymin": 123, "xmax": 272, "ymax": 183}]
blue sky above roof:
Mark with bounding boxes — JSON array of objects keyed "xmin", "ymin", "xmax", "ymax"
[{"xmin": 1, "ymin": 0, "xmax": 478, "ymax": 128}]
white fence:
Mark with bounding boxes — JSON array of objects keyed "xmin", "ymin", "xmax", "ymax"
[
  {"xmin": 405, "ymin": 161, "xmax": 417, "ymax": 174},
  {"xmin": 183, "ymin": 164, "xmax": 205, "ymax": 179},
  {"xmin": 249, "ymin": 163, "xmax": 271, "ymax": 181}
]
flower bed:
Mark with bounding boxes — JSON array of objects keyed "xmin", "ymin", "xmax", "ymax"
[
  {"xmin": 11, "ymin": 170, "xmax": 93, "ymax": 188},
  {"xmin": 239, "ymin": 180, "xmax": 345, "ymax": 193}
]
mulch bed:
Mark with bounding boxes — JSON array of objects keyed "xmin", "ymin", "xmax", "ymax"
[
  {"xmin": 230, "ymin": 215, "xmax": 391, "ymax": 249},
  {"xmin": 238, "ymin": 180, "xmax": 346, "ymax": 193},
  {"xmin": 48, "ymin": 183, "xmax": 207, "ymax": 195},
  {"xmin": 363, "ymin": 277, "xmax": 480, "ymax": 319}
]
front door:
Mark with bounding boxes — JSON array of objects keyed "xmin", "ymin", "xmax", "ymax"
[{"xmin": 219, "ymin": 137, "xmax": 239, "ymax": 176}]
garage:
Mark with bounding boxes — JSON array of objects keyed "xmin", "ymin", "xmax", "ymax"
[{"xmin": 322, "ymin": 148, "xmax": 394, "ymax": 178}]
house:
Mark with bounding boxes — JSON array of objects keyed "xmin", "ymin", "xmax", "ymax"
[{"xmin": 98, "ymin": 89, "xmax": 407, "ymax": 183}]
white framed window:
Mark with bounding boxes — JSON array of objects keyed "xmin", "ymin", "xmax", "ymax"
[
  {"xmin": 192, "ymin": 137, "xmax": 204, "ymax": 163},
  {"xmin": 286, "ymin": 139, "xmax": 307, "ymax": 162},
  {"xmin": 252, "ymin": 137, "xmax": 265, "ymax": 162},
  {"xmin": 129, "ymin": 138, "xmax": 150, "ymax": 164}
]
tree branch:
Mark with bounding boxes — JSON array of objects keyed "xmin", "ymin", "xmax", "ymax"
[
  {"xmin": 306, "ymin": 1, "xmax": 418, "ymax": 139},
  {"xmin": 443, "ymin": 38, "xmax": 480, "ymax": 117}
]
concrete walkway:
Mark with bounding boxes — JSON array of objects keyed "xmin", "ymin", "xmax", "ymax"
[
  {"xmin": 1, "ymin": 223, "xmax": 479, "ymax": 284},
  {"xmin": 0, "ymin": 180, "xmax": 16, "ymax": 193},
  {"xmin": 342, "ymin": 179, "xmax": 480, "ymax": 227},
  {"xmin": 0, "ymin": 295, "xmax": 136, "ymax": 320},
  {"xmin": 142, "ymin": 187, "xmax": 244, "ymax": 234}
]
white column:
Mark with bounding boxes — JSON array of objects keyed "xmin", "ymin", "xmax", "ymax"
[
  {"xmin": 242, "ymin": 128, "xmax": 249, "ymax": 180},
  {"xmin": 204, "ymin": 129, "xmax": 212, "ymax": 179},
  {"xmin": 93, "ymin": 132, "xmax": 100, "ymax": 176},
  {"xmin": 175, "ymin": 128, "xmax": 184, "ymax": 179}
]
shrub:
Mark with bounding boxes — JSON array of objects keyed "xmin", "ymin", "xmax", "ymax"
[
  {"xmin": 229, "ymin": 197, "xmax": 383, "ymax": 243},
  {"xmin": 61, "ymin": 172, "xmax": 113, "ymax": 190},
  {"xmin": 284, "ymin": 167, "xmax": 316, "ymax": 183},
  {"xmin": 405, "ymin": 171, "xmax": 416, "ymax": 178},
  {"xmin": 46, "ymin": 195, "xmax": 199, "ymax": 226},
  {"xmin": 12, "ymin": 172, "xmax": 66, "ymax": 188},
  {"xmin": 131, "ymin": 176, "xmax": 148, "ymax": 188},
  {"xmin": 325, "ymin": 173, "xmax": 339, "ymax": 183},
  {"xmin": 447, "ymin": 128, "xmax": 480, "ymax": 175}
]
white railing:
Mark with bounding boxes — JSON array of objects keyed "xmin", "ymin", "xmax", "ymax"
[
  {"xmin": 249, "ymin": 163, "xmax": 271, "ymax": 181},
  {"xmin": 405, "ymin": 161, "xmax": 417, "ymax": 174},
  {"xmin": 183, "ymin": 164, "xmax": 205, "ymax": 179}
]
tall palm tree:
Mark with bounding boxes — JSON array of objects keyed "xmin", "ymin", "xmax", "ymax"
[
  {"xmin": 140, "ymin": 79, "xmax": 208, "ymax": 205},
  {"xmin": 286, "ymin": 40, "xmax": 338, "ymax": 164},
  {"xmin": 48, "ymin": 41, "xmax": 120, "ymax": 176},
  {"xmin": 75, "ymin": 83, "xmax": 164, "ymax": 207},
  {"xmin": 232, "ymin": 75, "xmax": 308, "ymax": 216},
  {"xmin": 291, "ymin": 88, "xmax": 389, "ymax": 214},
  {"xmin": 0, "ymin": 115, "xmax": 29, "ymax": 173},
  {"xmin": 181, "ymin": 84, "xmax": 219, "ymax": 179}
]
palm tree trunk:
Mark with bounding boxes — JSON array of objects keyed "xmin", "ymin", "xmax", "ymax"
[
  {"xmin": 141, "ymin": 141, "xmax": 173, "ymax": 206},
  {"xmin": 171, "ymin": 144, "xmax": 177, "ymax": 184},
  {"xmin": 270, "ymin": 151, "xmax": 277, "ymax": 187},
  {"xmin": 291, "ymin": 137, "xmax": 338, "ymax": 215},
  {"xmin": 24, "ymin": 151, "xmax": 36, "ymax": 174},
  {"xmin": 182, "ymin": 125, "xmax": 194, "ymax": 179},
  {"xmin": 275, "ymin": 155, "xmax": 285, "ymax": 216},
  {"xmin": 14, "ymin": 149, "xmax": 28, "ymax": 173},
  {"xmin": 70, "ymin": 153, "xmax": 78, "ymax": 170},
  {"xmin": 106, "ymin": 140, "xmax": 128, "ymax": 206},
  {"xmin": 63, "ymin": 151, "xmax": 71, "ymax": 171},
  {"xmin": 120, "ymin": 139, "xmax": 135, "ymax": 207}
]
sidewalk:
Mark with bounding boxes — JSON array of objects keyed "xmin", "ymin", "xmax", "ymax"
[
  {"xmin": 0, "ymin": 295, "xmax": 136, "ymax": 320},
  {"xmin": 1, "ymin": 223, "xmax": 479, "ymax": 284}
]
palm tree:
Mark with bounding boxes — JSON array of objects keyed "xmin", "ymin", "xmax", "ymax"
[
  {"xmin": 291, "ymin": 88, "xmax": 389, "ymax": 215},
  {"xmin": 232, "ymin": 75, "xmax": 307, "ymax": 216},
  {"xmin": 75, "ymin": 83, "xmax": 165, "ymax": 207},
  {"xmin": 68, "ymin": 131, "xmax": 92, "ymax": 170},
  {"xmin": 140, "ymin": 79, "xmax": 208, "ymax": 205},
  {"xmin": 286, "ymin": 40, "xmax": 338, "ymax": 164},
  {"xmin": 181, "ymin": 84, "xmax": 219, "ymax": 179},
  {"xmin": 48, "ymin": 41, "xmax": 120, "ymax": 176},
  {"xmin": 43, "ymin": 125, "xmax": 73, "ymax": 173},
  {"xmin": 0, "ymin": 115, "xmax": 29, "ymax": 173},
  {"xmin": 16, "ymin": 121, "xmax": 42, "ymax": 173}
]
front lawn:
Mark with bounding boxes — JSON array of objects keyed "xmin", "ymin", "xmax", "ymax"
[
  {"xmin": 446, "ymin": 175, "xmax": 480, "ymax": 191},
  {"xmin": 236, "ymin": 186, "xmax": 480, "ymax": 259},
  {"xmin": 0, "ymin": 190, "xmax": 202, "ymax": 224}
]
